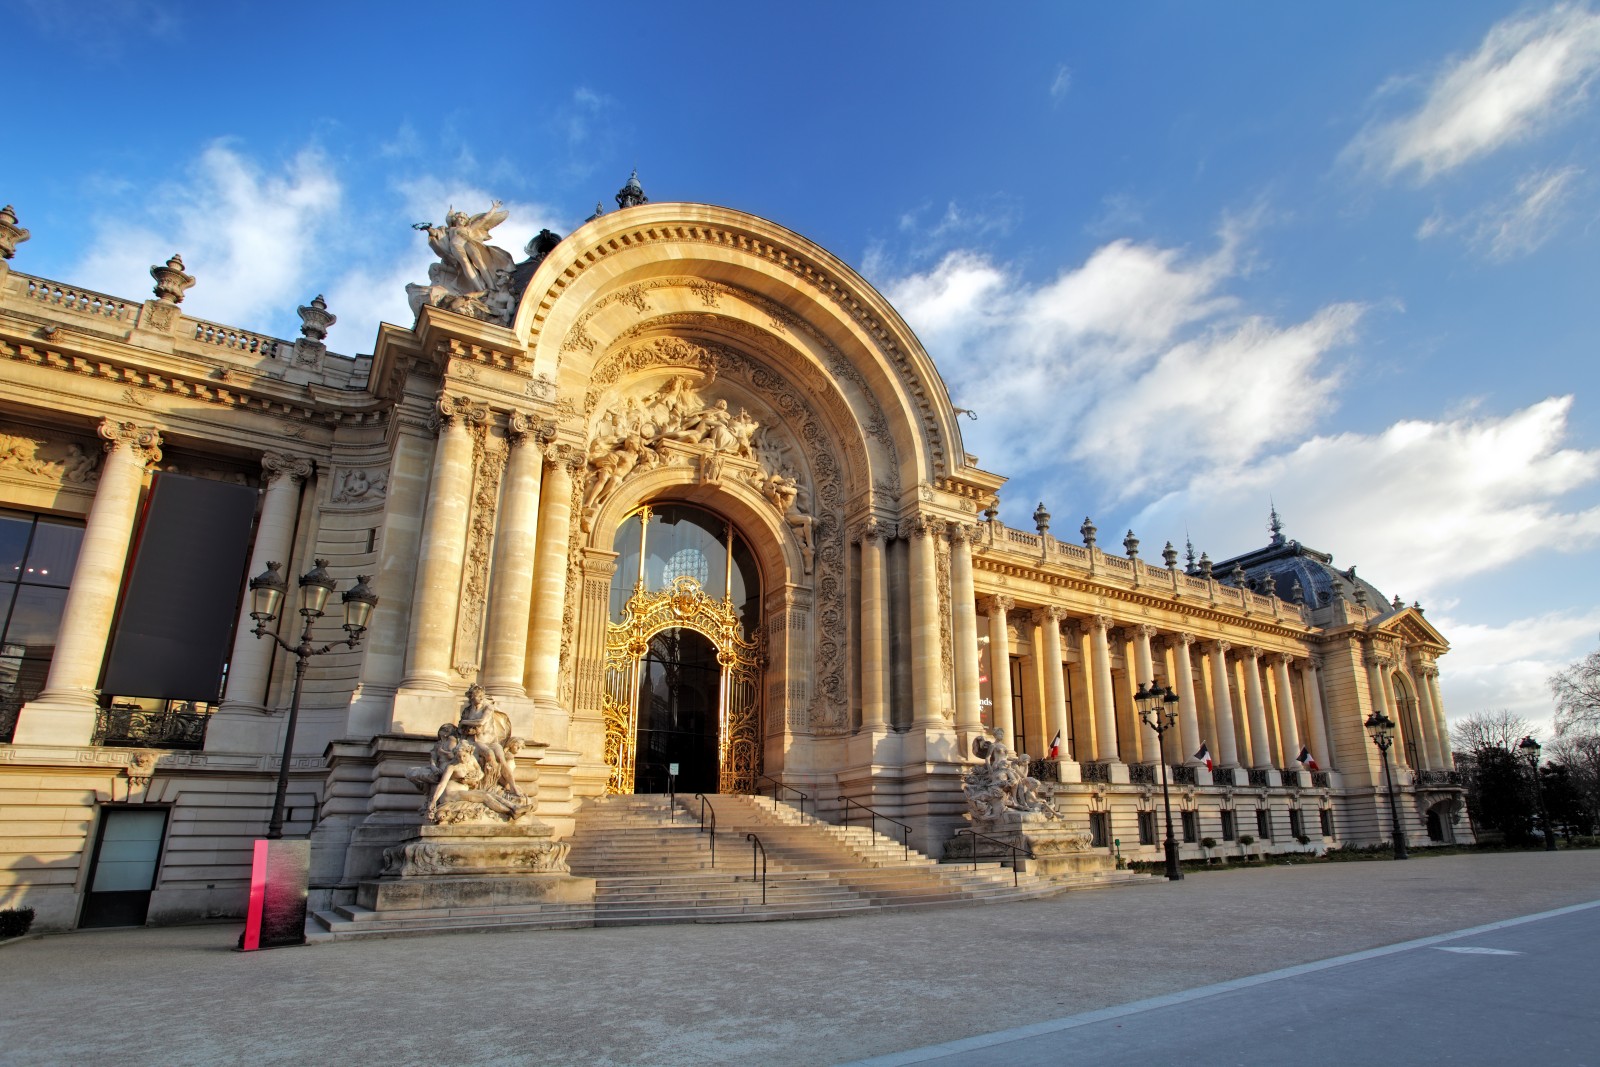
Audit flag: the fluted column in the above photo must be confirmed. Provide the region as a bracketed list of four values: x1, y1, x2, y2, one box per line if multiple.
[1426, 668, 1452, 766]
[1133, 624, 1158, 761]
[14, 420, 161, 746]
[856, 520, 890, 730]
[906, 515, 945, 727]
[1271, 653, 1302, 767]
[949, 523, 982, 732]
[1303, 658, 1333, 771]
[482, 415, 545, 696]
[1206, 641, 1240, 768]
[1241, 647, 1271, 768]
[219, 452, 313, 712]
[1412, 662, 1443, 770]
[1039, 606, 1070, 758]
[401, 396, 481, 690]
[985, 595, 1014, 737]
[527, 448, 577, 704]
[1090, 615, 1120, 762]
[1174, 633, 1201, 762]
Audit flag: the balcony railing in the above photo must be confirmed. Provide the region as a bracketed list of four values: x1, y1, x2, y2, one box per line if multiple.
[1310, 771, 1331, 788]
[1081, 761, 1113, 784]
[1416, 769, 1462, 787]
[1128, 763, 1159, 786]
[1247, 768, 1272, 788]
[1172, 764, 1198, 786]
[93, 701, 214, 749]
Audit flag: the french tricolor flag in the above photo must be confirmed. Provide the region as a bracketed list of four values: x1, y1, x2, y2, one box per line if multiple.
[1297, 745, 1320, 771]
[1047, 730, 1062, 759]
[1193, 741, 1212, 771]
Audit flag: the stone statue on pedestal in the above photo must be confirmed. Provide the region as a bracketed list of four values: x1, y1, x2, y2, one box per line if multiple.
[407, 202, 518, 324]
[405, 686, 543, 824]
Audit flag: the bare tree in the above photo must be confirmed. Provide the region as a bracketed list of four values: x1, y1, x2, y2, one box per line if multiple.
[1547, 732, 1600, 831]
[1550, 642, 1600, 736]
[1450, 710, 1532, 755]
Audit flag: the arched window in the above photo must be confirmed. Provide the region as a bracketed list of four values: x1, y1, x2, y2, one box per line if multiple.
[609, 503, 761, 635]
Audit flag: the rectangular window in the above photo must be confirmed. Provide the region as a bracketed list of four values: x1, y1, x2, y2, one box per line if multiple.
[1256, 808, 1272, 840]
[1089, 811, 1110, 848]
[0, 510, 85, 743]
[1181, 810, 1199, 844]
[1221, 810, 1237, 841]
[1289, 809, 1305, 839]
[1009, 656, 1026, 748]
[1320, 808, 1335, 838]
[1138, 811, 1157, 846]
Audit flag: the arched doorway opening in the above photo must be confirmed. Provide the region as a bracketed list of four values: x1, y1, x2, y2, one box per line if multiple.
[602, 503, 763, 795]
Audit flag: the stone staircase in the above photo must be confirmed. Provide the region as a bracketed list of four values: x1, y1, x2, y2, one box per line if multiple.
[309, 793, 1148, 941]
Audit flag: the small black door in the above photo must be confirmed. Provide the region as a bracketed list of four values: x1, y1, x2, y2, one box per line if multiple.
[634, 628, 721, 794]
[79, 807, 168, 928]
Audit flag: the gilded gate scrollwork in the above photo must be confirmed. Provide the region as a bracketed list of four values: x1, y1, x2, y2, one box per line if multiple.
[602, 575, 763, 795]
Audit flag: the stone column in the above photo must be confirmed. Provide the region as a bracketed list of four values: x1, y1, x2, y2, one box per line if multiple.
[1302, 658, 1333, 771]
[986, 595, 1014, 738]
[856, 520, 890, 730]
[14, 420, 161, 746]
[482, 415, 545, 697]
[1174, 633, 1201, 762]
[1089, 615, 1120, 762]
[906, 514, 945, 728]
[1426, 668, 1452, 766]
[527, 448, 577, 706]
[1272, 653, 1302, 767]
[1377, 658, 1408, 765]
[1412, 662, 1443, 770]
[218, 452, 313, 713]
[1133, 624, 1159, 761]
[1040, 606, 1070, 758]
[401, 396, 481, 691]
[949, 523, 982, 733]
[1241, 647, 1272, 769]
[1206, 641, 1240, 768]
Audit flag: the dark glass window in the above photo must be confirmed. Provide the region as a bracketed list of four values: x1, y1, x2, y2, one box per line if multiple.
[610, 504, 761, 635]
[1256, 808, 1272, 840]
[1289, 809, 1306, 838]
[1138, 811, 1157, 846]
[1320, 808, 1335, 838]
[0, 510, 85, 741]
[1181, 810, 1199, 843]
[1089, 811, 1110, 848]
[1221, 810, 1237, 841]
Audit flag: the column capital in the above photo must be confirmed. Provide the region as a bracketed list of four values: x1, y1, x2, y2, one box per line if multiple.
[1241, 645, 1263, 662]
[901, 513, 942, 539]
[1211, 639, 1232, 655]
[97, 419, 163, 465]
[1134, 623, 1156, 640]
[1090, 613, 1114, 632]
[547, 443, 585, 476]
[946, 520, 977, 544]
[1272, 651, 1293, 667]
[850, 517, 888, 544]
[260, 450, 314, 484]
[507, 410, 554, 448]
[431, 393, 488, 435]
[985, 593, 1015, 615]
[1177, 631, 1198, 647]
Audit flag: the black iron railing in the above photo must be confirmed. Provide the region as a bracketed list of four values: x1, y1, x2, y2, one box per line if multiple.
[1172, 764, 1198, 786]
[952, 828, 1035, 888]
[745, 833, 768, 905]
[695, 793, 718, 867]
[1247, 768, 1272, 788]
[836, 795, 912, 860]
[1310, 771, 1331, 788]
[755, 774, 812, 823]
[93, 701, 214, 749]
[1129, 763, 1158, 786]
[1416, 769, 1462, 787]
[1081, 761, 1113, 784]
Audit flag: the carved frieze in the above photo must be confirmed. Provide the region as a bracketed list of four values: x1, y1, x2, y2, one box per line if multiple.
[0, 427, 101, 487]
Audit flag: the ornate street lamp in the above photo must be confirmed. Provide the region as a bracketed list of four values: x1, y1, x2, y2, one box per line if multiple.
[247, 559, 377, 839]
[1135, 679, 1184, 881]
[1364, 710, 1409, 860]
[1518, 736, 1558, 852]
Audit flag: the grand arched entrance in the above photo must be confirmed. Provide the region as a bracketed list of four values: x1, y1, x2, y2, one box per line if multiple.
[602, 504, 762, 795]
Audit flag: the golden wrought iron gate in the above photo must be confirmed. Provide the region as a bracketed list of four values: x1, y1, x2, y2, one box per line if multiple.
[602, 575, 762, 795]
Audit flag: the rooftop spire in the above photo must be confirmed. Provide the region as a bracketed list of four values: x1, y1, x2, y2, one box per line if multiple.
[615, 169, 648, 210]
[1268, 501, 1285, 547]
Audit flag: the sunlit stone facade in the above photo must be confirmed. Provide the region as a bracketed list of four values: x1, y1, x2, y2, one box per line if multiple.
[0, 196, 1468, 931]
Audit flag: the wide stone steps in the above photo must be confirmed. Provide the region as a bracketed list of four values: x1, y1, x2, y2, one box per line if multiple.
[309, 900, 597, 939]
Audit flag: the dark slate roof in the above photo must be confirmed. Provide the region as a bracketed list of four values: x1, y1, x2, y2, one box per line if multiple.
[1209, 530, 1392, 614]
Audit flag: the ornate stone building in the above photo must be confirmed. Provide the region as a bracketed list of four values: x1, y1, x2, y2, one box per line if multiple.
[0, 188, 1467, 931]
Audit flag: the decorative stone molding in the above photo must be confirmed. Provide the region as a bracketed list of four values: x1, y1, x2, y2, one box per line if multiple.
[97, 419, 163, 464]
[0, 428, 100, 487]
[261, 451, 315, 485]
[986, 593, 1015, 614]
[330, 467, 386, 504]
[150, 254, 195, 305]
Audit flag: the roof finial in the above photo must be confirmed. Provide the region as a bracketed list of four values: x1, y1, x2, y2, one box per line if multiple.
[1184, 533, 1198, 575]
[1268, 500, 1285, 547]
[615, 169, 648, 210]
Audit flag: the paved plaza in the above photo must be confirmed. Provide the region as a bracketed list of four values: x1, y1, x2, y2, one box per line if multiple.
[3, 851, 1598, 1066]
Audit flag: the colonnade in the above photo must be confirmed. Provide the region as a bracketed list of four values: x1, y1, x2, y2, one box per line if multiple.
[1363, 649, 1453, 771]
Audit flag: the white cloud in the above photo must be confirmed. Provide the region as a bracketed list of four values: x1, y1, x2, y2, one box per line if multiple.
[1434, 606, 1600, 730]
[1134, 396, 1600, 597]
[1350, 4, 1600, 181]
[74, 143, 341, 330]
[1419, 165, 1585, 259]
[1050, 65, 1073, 103]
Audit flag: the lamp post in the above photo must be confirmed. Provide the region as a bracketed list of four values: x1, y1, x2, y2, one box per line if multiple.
[1135, 679, 1184, 881]
[1364, 710, 1409, 860]
[247, 559, 377, 839]
[1518, 736, 1558, 852]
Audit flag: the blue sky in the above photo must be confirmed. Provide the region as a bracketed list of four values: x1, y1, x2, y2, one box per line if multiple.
[9, 1, 1600, 735]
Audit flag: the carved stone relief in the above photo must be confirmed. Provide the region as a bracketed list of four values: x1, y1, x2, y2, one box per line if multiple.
[0, 428, 100, 487]
[331, 467, 388, 504]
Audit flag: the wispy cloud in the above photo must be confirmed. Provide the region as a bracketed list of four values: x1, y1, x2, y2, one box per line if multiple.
[1349, 3, 1600, 181]
[1434, 606, 1600, 728]
[1418, 165, 1585, 259]
[1050, 64, 1073, 104]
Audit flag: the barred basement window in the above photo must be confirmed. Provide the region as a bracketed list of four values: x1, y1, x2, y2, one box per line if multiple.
[1221, 810, 1237, 841]
[1181, 810, 1199, 843]
[1256, 808, 1272, 840]
[1289, 809, 1305, 838]
[1138, 811, 1157, 846]
[1320, 808, 1335, 838]
[1089, 811, 1110, 848]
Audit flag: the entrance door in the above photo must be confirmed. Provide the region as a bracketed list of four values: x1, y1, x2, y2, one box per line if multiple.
[634, 628, 721, 793]
[79, 807, 168, 928]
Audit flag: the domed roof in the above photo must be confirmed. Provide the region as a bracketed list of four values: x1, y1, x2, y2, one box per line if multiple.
[1209, 510, 1394, 615]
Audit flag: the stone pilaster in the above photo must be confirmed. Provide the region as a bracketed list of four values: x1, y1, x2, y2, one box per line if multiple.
[13, 420, 161, 746]
[985, 595, 1014, 738]
[1039, 606, 1070, 758]
[482, 414, 545, 698]
[1206, 641, 1240, 769]
[948, 523, 982, 734]
[854, 519, 890, 731]
[1425, 667, 1451, 766]
[527, 448, 577, 710]
[1241, 647, 1271, 769]
[1174, 633, 1201, 762]
[1089, 614, 1120, 763]
[1272, 652, 1302, 768]
[1132, 624, 1158, 760]
[905, 514, 945, 728]
[1302, 658, 1333, 771]
[1409, 661, 1441, 770]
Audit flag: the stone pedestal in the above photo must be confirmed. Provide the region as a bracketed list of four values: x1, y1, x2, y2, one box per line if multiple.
[962, 812, 1117, 879]
[358, 822, 594, 912]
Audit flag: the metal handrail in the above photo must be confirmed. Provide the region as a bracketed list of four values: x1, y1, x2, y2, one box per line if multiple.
[695, 793, 717, 867]
[835, 795, 912, 860]
[746, 833, 768, 905]
[954, 828, 1036, 888]
[755, 774, 811, 823]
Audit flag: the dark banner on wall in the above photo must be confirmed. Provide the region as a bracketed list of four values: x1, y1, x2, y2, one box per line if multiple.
[102, 473, 258, 701]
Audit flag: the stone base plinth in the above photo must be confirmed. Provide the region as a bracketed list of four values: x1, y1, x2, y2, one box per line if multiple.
[357, 822, 594, 912]
[960, 814, 1117, 879]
